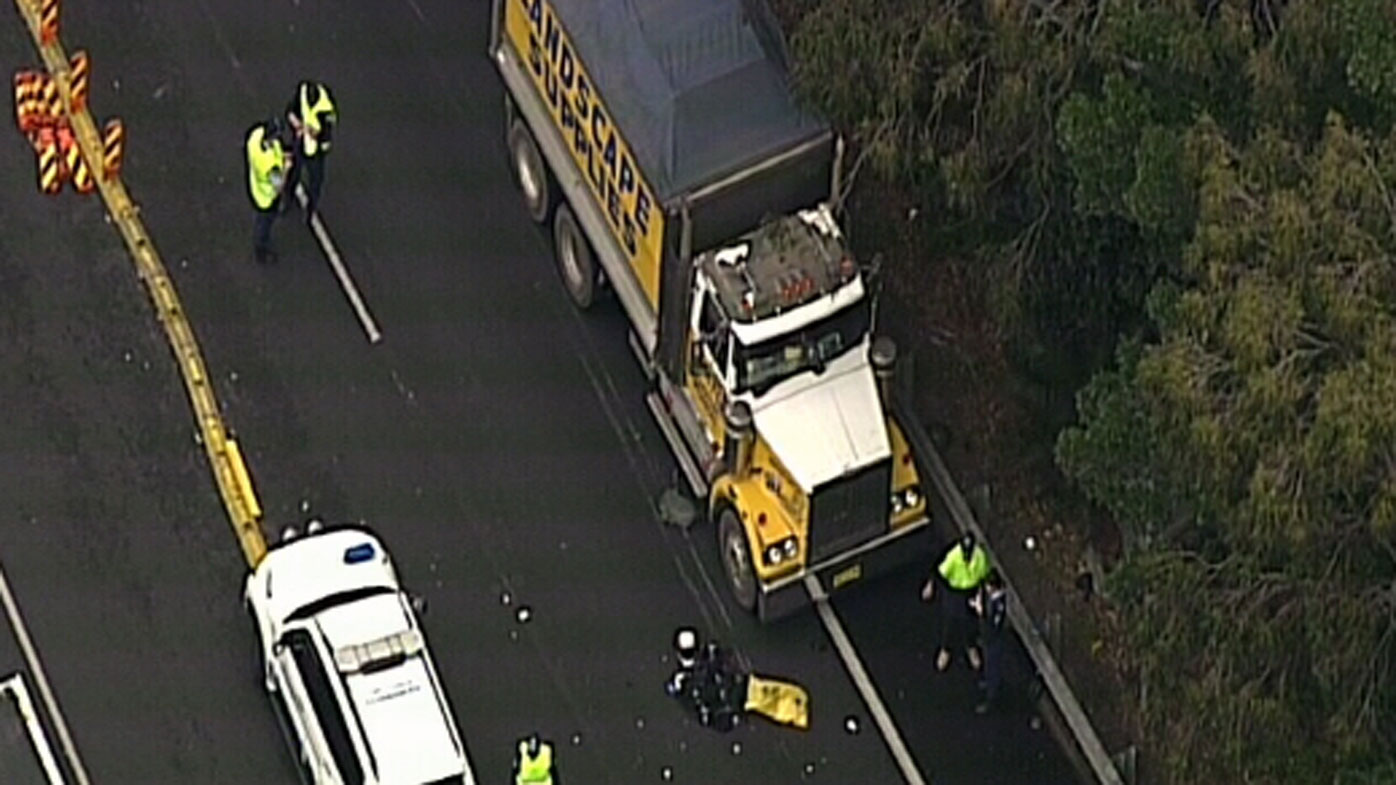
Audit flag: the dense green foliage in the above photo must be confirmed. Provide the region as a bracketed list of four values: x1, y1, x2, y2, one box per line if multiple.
[783, 0, 1396, 781]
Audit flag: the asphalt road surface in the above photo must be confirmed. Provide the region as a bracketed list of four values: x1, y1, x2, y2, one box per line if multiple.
[0, 2, 1081, 783]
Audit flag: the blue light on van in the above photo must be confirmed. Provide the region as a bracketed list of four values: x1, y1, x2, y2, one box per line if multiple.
[344, 543, 376, 564]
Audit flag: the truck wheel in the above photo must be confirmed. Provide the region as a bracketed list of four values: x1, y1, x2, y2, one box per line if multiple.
[508, 119, 553, 224]
[553, 204, 596, 309]
[718, 508, 758, 612]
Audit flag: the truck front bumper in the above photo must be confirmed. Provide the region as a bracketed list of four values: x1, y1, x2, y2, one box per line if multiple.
[756, 514, 932, 622]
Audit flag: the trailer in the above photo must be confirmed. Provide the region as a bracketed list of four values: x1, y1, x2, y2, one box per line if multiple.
[490, 0, 931, 620]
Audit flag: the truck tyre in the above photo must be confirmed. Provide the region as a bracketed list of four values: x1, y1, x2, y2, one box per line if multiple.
[718, 507, 758, 612]
[508, 118, 553, 224]
[553, 203, 597, 309]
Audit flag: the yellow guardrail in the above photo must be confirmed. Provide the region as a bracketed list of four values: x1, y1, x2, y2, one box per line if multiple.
[11, 0, 267, 567]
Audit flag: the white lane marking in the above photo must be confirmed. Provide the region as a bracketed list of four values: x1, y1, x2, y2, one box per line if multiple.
[1, 673, 66, 785]
[0, 563, 93, 785]
[806, 575, 927, 785]
[296, 184, 384, 344]
[402, 0, 427, 22]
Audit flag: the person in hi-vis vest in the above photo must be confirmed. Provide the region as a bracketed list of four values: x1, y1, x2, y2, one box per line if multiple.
[513, 733, 557, 785]
[244, 117, 288, 264]
[283, 79, 337, 223]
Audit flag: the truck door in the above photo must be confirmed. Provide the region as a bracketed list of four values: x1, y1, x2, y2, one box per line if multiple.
[687, 285, 730, 446]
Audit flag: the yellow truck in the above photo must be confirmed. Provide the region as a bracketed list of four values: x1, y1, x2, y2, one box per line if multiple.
[489, 0, 930, 620]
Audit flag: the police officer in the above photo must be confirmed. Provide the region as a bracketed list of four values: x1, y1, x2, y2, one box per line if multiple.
[921, 531, 991, 671]
[970, 568, 1008, 713]
[244, 117, 287, 263]
[513, 732, 557, 785]
[283, 79, 337, 223]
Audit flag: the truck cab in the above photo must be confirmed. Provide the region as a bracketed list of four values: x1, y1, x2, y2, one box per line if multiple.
[669, 205, 928, 617]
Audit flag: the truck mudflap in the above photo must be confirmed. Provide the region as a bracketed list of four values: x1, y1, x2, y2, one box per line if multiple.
[756, 514, 932, 622]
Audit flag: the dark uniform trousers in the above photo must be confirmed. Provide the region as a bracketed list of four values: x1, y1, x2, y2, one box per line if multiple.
[286, 144, 326, 219]
[253, 195, 281, 262]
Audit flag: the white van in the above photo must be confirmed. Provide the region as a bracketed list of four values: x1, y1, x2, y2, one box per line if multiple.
[244, 523, 475, 785]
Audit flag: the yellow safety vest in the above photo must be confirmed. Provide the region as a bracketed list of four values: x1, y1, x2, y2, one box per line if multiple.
[300, 82, 337, 157]
[939, 543, 989, 591]
[245, 125, 283, 210]
[515, 740, 553, 785]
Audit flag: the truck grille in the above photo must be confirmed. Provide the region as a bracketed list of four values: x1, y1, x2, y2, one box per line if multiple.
[806, 459, 890, 564]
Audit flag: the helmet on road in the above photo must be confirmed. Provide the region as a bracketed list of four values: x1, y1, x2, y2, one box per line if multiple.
[674, 627, 699, 668]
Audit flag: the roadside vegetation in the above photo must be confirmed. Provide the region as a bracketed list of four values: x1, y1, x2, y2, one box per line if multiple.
[771, 1, 1396, 781]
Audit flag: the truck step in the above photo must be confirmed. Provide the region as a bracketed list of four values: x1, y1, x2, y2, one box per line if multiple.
[645, 391, 709, 499]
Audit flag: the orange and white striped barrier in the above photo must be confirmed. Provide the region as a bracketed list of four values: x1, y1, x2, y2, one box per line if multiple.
[67, 50, 88, 113]
[12, 69, 43, 133]
[39, 72, 60, 125]
[57, 122, 78, 190]
[39, 0, 58, 45]
[101, 117, 123, 181]
[35, 126, 62, 194]
[71, 151, 94, 193]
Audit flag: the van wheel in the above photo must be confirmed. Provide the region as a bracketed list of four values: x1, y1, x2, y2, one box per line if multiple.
[718, 508, 758, 612]
[553, 204, 596, 309]
[508, 119, 552, 224]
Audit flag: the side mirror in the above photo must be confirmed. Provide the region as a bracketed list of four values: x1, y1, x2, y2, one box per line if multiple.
[408, 591, 428, 616]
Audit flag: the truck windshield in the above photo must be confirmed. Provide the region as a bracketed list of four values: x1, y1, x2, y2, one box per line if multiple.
[734, 297, 870, 395]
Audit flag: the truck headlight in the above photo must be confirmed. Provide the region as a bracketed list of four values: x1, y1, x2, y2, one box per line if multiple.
[903, 486, 921, 509]
[764, 537, 798, 566]
[890, 486, 922, 515]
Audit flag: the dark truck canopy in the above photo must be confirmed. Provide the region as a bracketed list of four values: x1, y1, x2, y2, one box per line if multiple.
[551, 0, 830, 205]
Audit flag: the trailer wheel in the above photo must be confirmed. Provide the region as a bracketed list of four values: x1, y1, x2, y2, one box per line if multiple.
[508, 118, 553, 224]
[553, 204, 596, 309]
[718, 508, 758, 612]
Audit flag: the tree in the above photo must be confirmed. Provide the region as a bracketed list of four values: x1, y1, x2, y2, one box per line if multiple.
[1059, 111, 1396, 783]
[777, 1, 1396, 777]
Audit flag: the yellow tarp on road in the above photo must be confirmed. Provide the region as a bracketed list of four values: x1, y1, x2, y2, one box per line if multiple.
[744, 674, 810, 729]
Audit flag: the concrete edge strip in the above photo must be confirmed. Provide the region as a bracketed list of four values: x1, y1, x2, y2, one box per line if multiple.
[0, 672, 66, 784]
[11, 0, 267, 567]
[0, 564, 89, 785]
[891, 395, 1126, 785]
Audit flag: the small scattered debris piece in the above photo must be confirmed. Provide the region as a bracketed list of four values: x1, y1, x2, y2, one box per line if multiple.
[657, 487, 698, 529]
